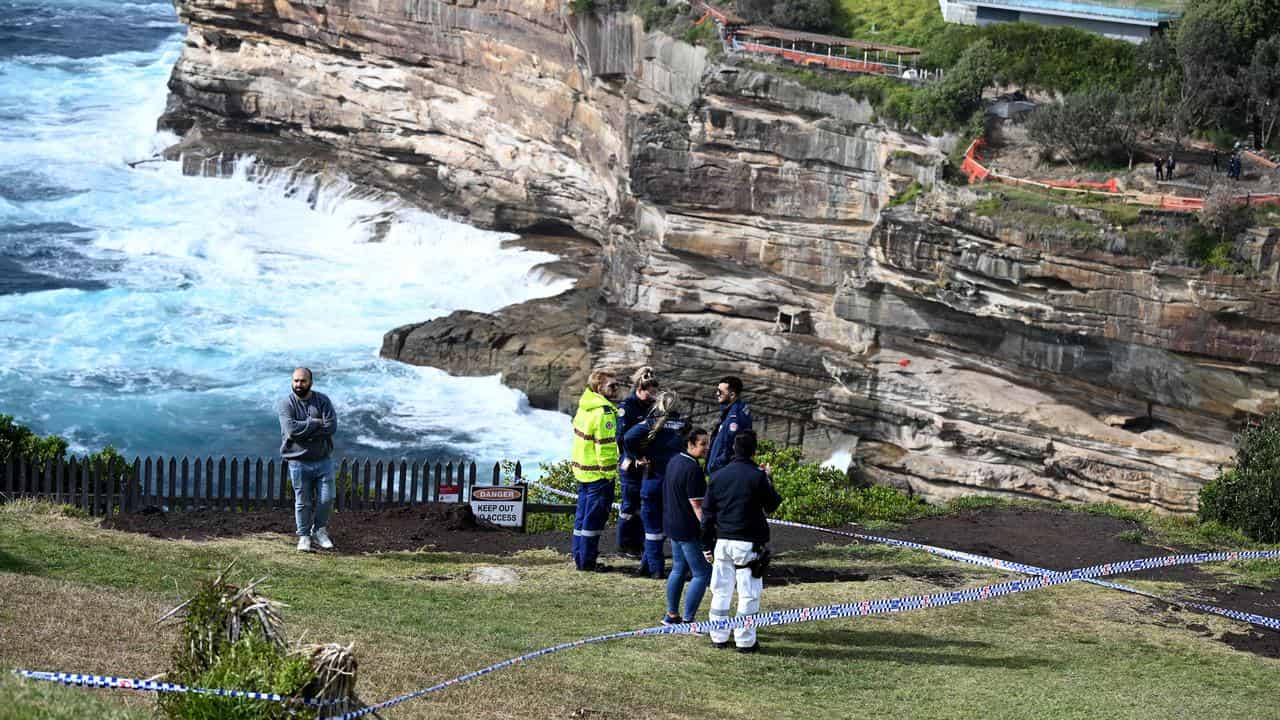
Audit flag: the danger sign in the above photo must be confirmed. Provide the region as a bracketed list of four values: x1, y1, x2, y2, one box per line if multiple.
[470, 484, 526, 529]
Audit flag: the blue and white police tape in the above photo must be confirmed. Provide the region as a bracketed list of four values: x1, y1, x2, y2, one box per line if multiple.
[11, 670, 346, 707]
[16, 548, 1280, 718]
[767, 517, 1280, 631]
[316, 546, 1280, 720]
[527, 479, 1280, 631]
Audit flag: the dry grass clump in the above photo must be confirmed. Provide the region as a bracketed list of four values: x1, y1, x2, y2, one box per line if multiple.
[157, 561, 363, 720]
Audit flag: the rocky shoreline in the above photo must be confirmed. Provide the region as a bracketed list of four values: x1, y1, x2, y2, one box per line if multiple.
[154, 0, 1280, 512]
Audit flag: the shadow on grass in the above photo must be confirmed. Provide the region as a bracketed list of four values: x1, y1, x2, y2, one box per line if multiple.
[768, 629, 1054, 669]
[0, 548, 34, 573]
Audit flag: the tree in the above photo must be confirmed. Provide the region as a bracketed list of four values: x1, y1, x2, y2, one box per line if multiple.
[1246, 35, 1280, 148]
[1027, 90, 1130, 166]
[738, 0, 834, 32]
[1199, 184, 1253, 242]
[912, 39, 996, 134]
[769, 0, 836, 32]
[1114, 86, 1159, 169]
[1199, 411, 1280, 542]
[0, 414, 67, 466]
[1173, 14, 1244, 139]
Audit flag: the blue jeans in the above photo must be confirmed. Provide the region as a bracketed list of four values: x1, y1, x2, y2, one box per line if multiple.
[572, 480, 615, 570]
[667, 539, 712, 620]
[289, 457, 335, 537]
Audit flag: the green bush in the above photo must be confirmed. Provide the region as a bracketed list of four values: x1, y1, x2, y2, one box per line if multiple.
[756, 441, 930, 526]
[521, 459, 584, 533]
[161, 577, 316, 720]
[1199, 413, 1280, 542]
[164, 635, 316, 720]
[0, 414, 68, 466]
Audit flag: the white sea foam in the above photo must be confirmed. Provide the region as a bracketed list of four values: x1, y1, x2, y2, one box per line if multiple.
[0, 10, 574, 463]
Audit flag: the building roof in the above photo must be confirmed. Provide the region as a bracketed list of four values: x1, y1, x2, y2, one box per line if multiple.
[732, 26, 922, 55]
[965, 0, 1180, 24]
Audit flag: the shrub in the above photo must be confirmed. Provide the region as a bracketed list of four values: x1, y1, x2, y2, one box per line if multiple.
[569, 0, 595, 16]
[0, 414, 68, 466]
[1200, 185, 1254, 243]
[1198, 412, 1280, 542]
[168, 635, 316, 720]
[161, 575, 317, 720]
[738, 0, 836, 32]
[682, 20, 723, 60]
[756, 441, 930, 526]
[521, 459, 581, 533]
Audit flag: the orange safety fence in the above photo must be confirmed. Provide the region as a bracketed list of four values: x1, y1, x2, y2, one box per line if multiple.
[1043, 178, 1120, 193]
[959, 137, 1279, 211]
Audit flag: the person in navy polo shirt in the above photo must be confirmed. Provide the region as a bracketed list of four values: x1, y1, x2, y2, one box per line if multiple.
[707, 376, 751, 475]
[660, 427, 712, 625]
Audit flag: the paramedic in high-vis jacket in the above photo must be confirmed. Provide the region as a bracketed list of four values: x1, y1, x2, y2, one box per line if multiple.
[570, 369, 623, 571]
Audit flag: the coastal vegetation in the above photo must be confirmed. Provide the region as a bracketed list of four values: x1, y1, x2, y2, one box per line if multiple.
[1199, 411, 1280, 543]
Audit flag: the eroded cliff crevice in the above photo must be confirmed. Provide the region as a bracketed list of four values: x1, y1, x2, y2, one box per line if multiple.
[161, 0, 1279, 512]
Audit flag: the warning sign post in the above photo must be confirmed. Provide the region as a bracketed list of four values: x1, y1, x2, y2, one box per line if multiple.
[470, 484, 526, 530]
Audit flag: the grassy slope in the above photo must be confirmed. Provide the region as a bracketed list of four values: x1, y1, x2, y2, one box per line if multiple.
[0, 502, 1277, 720]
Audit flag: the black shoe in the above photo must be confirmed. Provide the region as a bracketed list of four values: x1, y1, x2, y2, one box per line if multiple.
[711, 640, 733, 650]
[737, 642, 760, 654]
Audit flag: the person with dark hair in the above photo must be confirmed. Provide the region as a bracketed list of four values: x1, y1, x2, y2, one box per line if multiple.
[1212, 149, 1221, 172]
[707, 376, 751, 475]
[661, 427, 712, 625]
[278, 367, 338, 552]
[570, 368, 624, 571]
[1166, 151, 1176, 180]
[615, 367, 659, 559]
[1154, 156, 1164, 181]
[623, 391, 687, 578]
[701, 430, 781, 653]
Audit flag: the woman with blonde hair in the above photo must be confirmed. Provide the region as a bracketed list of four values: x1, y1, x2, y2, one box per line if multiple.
[623, 390, 687, 579]
[569, 368, 624, 570]
[615, 366, 659, 559]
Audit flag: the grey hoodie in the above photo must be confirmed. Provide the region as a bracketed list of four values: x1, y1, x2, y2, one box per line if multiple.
[277, 391, 337, 460]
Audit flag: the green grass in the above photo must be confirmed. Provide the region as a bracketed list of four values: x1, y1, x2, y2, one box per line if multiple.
[834, 0, 948, 50]
[1, 500, 1277, 720]
[0, 674, 149, 720]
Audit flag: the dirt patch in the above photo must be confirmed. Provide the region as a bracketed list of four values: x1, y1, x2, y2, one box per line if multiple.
[101, 504, 1279, 656]
[878, 507, 1280, 658]
[100, 504, 856, 557]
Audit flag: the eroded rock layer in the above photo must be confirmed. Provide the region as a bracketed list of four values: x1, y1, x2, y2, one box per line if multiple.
[163, 0, 1280, 512]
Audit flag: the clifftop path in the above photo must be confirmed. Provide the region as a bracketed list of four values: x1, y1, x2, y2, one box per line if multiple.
[161, 0, 1280, 512]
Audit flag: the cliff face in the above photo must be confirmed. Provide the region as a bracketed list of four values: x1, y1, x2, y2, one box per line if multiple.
[163, 0, 1280, 512]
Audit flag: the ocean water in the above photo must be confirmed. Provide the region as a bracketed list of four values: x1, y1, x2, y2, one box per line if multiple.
[0, 0, 574, 463]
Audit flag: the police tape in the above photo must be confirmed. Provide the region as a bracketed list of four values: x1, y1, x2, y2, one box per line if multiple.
[10, 670, 346, 707]
[320, 545, 1280, 720]
[16, 484, 1280, 718]
[527, 479, 1280, 631]
[15, 545, 1280, 719]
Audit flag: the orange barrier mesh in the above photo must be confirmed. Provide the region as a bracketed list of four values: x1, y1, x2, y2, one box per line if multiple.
[957, 137, 1280, 211]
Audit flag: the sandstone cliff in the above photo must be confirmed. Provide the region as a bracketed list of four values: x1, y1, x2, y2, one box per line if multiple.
[161, 0, 1280, 512]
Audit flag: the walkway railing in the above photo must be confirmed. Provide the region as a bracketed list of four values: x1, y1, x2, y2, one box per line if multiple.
[730, 39, 937, 80]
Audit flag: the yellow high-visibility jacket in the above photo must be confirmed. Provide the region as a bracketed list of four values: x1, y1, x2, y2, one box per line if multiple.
[571, 387, 619, 483]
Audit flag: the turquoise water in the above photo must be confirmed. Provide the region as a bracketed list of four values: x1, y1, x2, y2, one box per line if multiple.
[0, 0, 573, 462]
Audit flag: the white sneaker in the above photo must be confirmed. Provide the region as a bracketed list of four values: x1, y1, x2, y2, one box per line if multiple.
[312, 527, 334, 550]
[297, 535, 312, 552]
